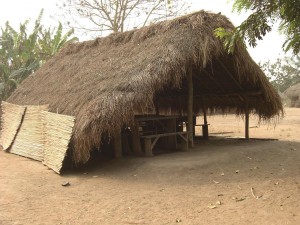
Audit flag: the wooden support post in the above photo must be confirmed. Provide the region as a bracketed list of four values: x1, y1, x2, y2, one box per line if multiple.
[202, 106, 209, 140]
[113, 131, 122, 158]
[161, 118, 177, 150]
[132, 124, 142, 155]
[122, 132, 130, 155]
[187, 68, 194, 148]
[193, 116, 196, 138]
[144, 139, 153, 157]
[203, 107, 208, 124]
[184, 132, 189, 151]
[245, 101, 249, 139]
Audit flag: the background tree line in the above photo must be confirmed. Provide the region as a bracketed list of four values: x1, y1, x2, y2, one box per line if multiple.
[261, 56, 300, 92]
[0, 10, 78, 100]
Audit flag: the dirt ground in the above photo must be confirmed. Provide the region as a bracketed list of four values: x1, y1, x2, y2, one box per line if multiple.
[1, 108, 300, 225]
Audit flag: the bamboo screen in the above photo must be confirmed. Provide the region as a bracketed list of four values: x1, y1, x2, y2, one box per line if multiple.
[9, 105, 48, 161]
[0, 101, 26, 151]
[43, 111, 75, 174]
[0, 102, 75, 174]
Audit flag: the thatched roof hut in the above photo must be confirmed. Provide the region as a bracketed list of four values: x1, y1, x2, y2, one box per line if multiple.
[8, 11, 283, 164]
[284, 82, 300, 107]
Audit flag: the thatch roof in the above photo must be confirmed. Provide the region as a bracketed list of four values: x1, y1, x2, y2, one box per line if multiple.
[284, 82, 300, 107]
[8, 11, 283, 164]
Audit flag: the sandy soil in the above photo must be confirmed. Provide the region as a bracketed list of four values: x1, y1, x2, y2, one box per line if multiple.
[0, 108, 300, 225]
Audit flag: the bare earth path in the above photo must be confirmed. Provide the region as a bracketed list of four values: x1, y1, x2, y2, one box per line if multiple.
[1, 108, 300, 225]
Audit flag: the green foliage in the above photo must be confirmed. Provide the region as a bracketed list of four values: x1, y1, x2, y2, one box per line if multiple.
[38, 23, 78, 61]
[261, 56, 300, 92]
[216, 0, 300, 55]
[232, 0, 252, 12]
[0, 10, 78, 100]
[215, 27, 245, 53]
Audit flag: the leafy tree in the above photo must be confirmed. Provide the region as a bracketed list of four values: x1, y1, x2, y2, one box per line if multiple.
[261, 56, 300, 92]
[215, 0, 300, 54]
[38, 22, 78, 61]
[0, 10, 78, 100]
[0, 64, 18, 100]
[58, 0, 189, 36]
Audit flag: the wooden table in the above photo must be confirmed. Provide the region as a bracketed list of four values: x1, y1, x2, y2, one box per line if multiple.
[134, 115, 188, 156]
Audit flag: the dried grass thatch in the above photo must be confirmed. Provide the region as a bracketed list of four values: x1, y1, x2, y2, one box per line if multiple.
[284, 83, 300, 107]
[8, 11, 283, 164]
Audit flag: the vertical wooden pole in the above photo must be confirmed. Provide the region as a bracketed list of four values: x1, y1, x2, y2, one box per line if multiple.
[113, 131, 122, 158]
[203, 107, 208, 125]
[193, 116, 196, 138]
[122, 131, 130, 155]
[132, 124, 142, 155]
[161, 118, 177, 149]
[144, 138, 153, 157]
[187, 68, 194, 148]
[202, 106, 209, 140]
[245, 100, 249, 139]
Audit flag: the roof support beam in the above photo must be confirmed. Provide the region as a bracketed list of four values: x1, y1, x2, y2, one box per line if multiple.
[216, 59, 246, 102]
[216, 59, 244, 91]
[216, 59, 252, 139]
[202, 69, 228, 94]
[201, 69, 230, 102]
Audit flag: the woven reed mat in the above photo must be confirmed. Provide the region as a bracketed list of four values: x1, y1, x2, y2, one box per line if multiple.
[0, 101, 26, 151]
[10, 105, 49, 161]
[43, 111, 75, 174]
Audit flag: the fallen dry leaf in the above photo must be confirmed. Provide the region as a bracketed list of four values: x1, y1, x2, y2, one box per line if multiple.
[232, 197, 246, 202]
[208, 204, 217, 209]
[61, 181, 70, 187]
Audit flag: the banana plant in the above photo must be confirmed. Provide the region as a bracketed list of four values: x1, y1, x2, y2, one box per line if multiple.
[0, 9, 78, 100]
[0, 63, 18, 100]
[38, 22, 78, 62]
